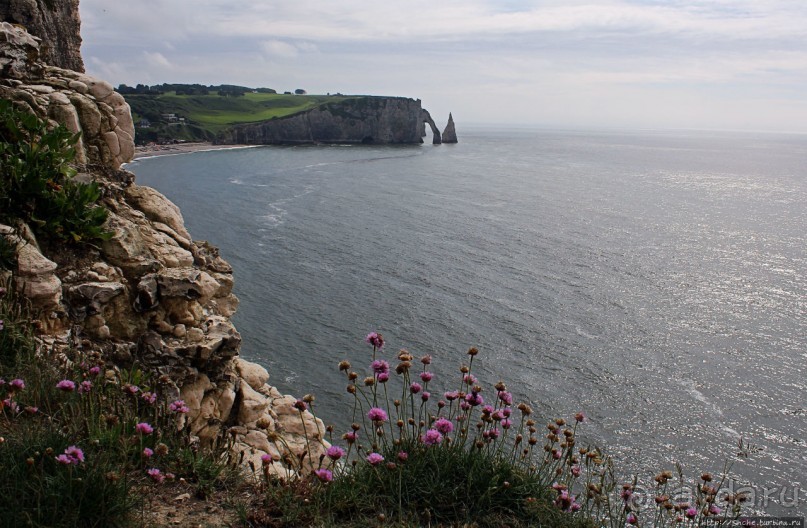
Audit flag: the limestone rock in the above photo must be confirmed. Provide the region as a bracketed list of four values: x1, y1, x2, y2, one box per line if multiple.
[442, 112, 458, 143]
[236, 358, 270, 391]
[0, 0, 84, 71]
[221, 96, 443, 145]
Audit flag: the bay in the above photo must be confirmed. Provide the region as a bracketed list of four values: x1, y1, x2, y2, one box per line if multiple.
[130, 127, 807, 515]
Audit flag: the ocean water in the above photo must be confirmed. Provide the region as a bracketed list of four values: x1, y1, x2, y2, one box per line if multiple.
[129, 127, 807, 515]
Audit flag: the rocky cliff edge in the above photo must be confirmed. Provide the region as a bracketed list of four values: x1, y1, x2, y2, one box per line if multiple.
[0, 21, 326, 476]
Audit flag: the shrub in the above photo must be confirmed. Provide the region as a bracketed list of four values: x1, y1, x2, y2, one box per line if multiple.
[0, 99, 111, 243]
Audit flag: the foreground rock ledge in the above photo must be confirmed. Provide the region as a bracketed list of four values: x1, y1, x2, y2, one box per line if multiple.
[0, 21, 326, 476]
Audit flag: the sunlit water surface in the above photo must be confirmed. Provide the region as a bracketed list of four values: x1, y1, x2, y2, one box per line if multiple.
[130, 127, 807, 515]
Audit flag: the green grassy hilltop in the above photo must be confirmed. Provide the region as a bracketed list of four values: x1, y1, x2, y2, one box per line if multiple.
[125, 89, 356, 143]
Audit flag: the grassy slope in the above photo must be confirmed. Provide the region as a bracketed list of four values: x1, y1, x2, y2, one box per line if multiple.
[127, 92, 355, 134]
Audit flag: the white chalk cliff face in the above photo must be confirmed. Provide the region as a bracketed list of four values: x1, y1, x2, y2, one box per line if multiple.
[0, 21, 326, 476]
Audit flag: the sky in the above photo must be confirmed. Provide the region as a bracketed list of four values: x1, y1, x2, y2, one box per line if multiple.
[79, 1, 807, 133]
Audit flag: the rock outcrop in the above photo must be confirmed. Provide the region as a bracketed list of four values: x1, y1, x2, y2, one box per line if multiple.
[0, 21, 326, 477]
[442, 113, 458, 143]
[220, 96, 443, 145]
[0, 0, 84, 72]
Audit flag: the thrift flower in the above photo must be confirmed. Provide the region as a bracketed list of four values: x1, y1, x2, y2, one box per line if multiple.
[78, 380, 92, 394]
[367, 407, 388, 423]
[498, 391, 513, 405]
[260, 454, 272, 464]
[326, 446, 345, 461]
[366, 452, 384, 466]
[423, 429, 443, 446]
[421, 391, 430, 402]
[433, 417, 454, 434]
[9, 379, 24, 391]
[465, 391, 484, 407]
[397, 451, 409, 462]
[444, 391, 459, 401]
[365, 332, 384, 349]
[371, 359, 389, 375]
[147, 468, 165, 483]
[56, 445, 84, 465]
[135, 422, 154, 435]
[56, 380, 76, 392]
[377, 372, 389, 383]
[314, 468, 333, 483]
[141, 391, 157, 404]
[686, 507, 697, 519]
[169, 399, 190, 413]
[409, 382, 422, 394]
[419, 371, 433, 382]
[88, 366, 101, 376]
[142, 447, 154, 458]
[0, 320, 3, 331]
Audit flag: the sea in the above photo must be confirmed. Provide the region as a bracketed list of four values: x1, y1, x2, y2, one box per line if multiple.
[128, 126, 807, 515]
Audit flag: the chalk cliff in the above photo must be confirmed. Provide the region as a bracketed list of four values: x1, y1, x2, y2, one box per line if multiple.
[219, 96, 446, 145]
[0, 20, 325, 475]
[442, 113, 458, 144]
[0, 0, 84, 72]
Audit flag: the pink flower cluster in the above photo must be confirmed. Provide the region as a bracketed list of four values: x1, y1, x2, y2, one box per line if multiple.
[55, 445, 85, 465]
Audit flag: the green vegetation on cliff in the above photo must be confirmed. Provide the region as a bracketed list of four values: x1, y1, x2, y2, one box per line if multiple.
[124, 89, 356, 144]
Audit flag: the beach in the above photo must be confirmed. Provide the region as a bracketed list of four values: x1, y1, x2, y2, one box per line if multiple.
[133, 142, 256, 160]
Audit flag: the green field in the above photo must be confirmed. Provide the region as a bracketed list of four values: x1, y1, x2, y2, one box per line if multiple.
[126, 92, 356, 142]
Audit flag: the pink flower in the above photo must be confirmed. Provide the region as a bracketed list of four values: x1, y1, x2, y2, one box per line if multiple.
[260, 454, 274, 465]
[571, 465, 581, 477]
[377, 372, 389, 383]
[326, 446, 345, 461]
[9, 379, 24, 391]
[420, 371, 433, 382]
[444, 391, 459, 401]
[371, 360, 389, 375]
[143, 447, 154, 458]
[422, 429, 443, 446]
[56, 380, 76, 392]
[141, 391, 157, 404]
[627, 513, 638, 525]
[366, 452, 384, 466]
[135, 422, 154, 435]
[501, 418, 513, 429]
[367, 407, 388, 423]
[575, 412, 586, 423]
[314, 468, 333, 483]
[78, 380, 92, 394]
[124, 384, 139, 394]
[397, 451, 408, 462]
[364, 332, 384, 349]
[169, 400, 190, 413]
[343, 431, 357, 443]
[65, 445, 85, 463]
[88, 366, 101, 376]
[409, 382, 422, 394]
[433, 417, 453, 434]
[465, 391, 484, 407]
[56, 445, 84, 465]
[685, 507, 697, 519]
[147, 468, 165, 483]
[421, 392, 430, 402]
[498, 391, 513, 405]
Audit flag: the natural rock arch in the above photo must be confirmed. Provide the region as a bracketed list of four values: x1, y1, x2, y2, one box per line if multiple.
[421, 109, 442, 144]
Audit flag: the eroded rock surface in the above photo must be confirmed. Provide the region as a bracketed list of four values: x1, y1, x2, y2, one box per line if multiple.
[1, 22, 327, 475]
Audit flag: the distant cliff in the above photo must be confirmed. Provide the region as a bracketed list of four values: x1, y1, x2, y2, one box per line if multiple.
[217, 96, 444, 145]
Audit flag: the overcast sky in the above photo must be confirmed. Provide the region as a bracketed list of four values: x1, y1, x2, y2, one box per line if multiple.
[79, 1, 807, 133]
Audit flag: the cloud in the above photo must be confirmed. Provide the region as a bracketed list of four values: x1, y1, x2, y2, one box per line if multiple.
[78, 1, 807, 132]
[143, 51, 172, 69]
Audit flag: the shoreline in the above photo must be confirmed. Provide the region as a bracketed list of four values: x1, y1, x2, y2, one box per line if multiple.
[131, 142, 259, 161]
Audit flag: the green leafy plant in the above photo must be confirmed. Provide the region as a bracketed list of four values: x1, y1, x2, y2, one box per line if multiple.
[0, 99, 111, 243]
